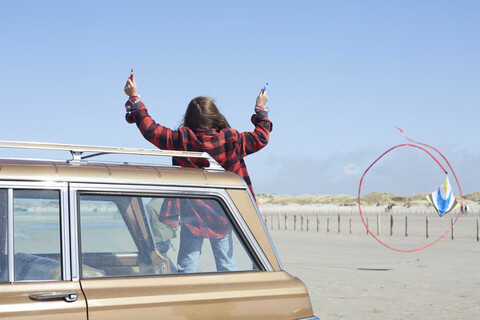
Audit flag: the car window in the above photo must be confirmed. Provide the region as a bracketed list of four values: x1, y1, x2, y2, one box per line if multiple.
[80, 198, 136, 253]
[12, 190, 62, 281]
[79, 194, 259, 278]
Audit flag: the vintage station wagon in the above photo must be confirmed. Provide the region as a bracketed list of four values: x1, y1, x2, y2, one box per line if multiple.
[0, 141, 318, 319]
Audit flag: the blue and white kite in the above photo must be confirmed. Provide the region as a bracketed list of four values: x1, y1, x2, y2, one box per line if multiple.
[426, 176, 460, 217]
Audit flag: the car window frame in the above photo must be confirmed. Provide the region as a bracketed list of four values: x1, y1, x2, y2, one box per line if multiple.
[0, 181, 70, 283]
[69, 183, 273, 280]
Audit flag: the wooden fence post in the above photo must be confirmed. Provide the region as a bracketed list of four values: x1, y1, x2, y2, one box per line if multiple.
[366, 217, 369, 235]
[278, 213, 281, 230]
[337, 212, 341, 233]
[327, 218, 330, 233]
[316, 214, 320, 232]
[390, 214, 393, 236]
[294, 214, 297, 231]
[349, 218, 352, 234]
[477, 219, 480, 242]
[426, 216, 429, 239]
[451, 218, 454, 240]
[377, 213, 380, 236]
[264, 215, 267, 228]
[301, 214, 304, 231]
[285, 213, 288, 231]
[405, 216, 408, 237]
[477, 219, 479, 242]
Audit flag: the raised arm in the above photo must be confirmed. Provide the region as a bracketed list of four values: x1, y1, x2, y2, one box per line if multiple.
[124, 78, 180, 150]
[238, 88, 273, 156]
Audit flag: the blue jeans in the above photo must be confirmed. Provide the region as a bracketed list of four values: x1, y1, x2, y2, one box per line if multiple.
[177, 225, 238, 273]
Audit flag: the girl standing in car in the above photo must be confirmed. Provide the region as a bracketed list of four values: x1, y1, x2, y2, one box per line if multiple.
[124, 75, 272, 273]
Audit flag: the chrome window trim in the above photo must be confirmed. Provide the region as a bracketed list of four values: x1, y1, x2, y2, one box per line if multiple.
[0, 181, 68, 189]
[0, 181, 70, 282]
[69, 182, 273, 273]
[7, 189, 14, 283]
[60, 189, 71, 280]
[69, 188, 80, 281]
[0, 175, 246, 190]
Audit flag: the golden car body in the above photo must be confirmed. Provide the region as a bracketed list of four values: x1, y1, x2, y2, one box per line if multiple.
[0, 141, 318, 319]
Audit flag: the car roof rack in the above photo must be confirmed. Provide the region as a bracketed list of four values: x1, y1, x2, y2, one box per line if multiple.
[0, 140, 224, 170]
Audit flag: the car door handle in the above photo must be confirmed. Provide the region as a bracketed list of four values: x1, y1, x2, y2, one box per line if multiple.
[29, 291, 79, 303]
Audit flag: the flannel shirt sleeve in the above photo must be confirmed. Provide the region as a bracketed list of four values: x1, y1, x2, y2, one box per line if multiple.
[238, 108, 273, 157]
[125, 98, 181, 150]
[158, 198, 180, 230]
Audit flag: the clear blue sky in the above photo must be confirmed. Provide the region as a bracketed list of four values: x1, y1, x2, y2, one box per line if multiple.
[1, 0, 478, 196]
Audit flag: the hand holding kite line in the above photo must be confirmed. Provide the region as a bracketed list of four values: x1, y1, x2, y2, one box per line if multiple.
[256, 82, 268, 107]
[124, 69, 138, 97]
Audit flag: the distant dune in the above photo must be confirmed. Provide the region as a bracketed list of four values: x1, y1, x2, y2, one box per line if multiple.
[256, 192, 480, 207]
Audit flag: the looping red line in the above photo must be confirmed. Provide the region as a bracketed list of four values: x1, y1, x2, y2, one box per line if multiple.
[358, 128, 463, 252]
[395, 127, 462, 199]
[395, 127, 449, 174]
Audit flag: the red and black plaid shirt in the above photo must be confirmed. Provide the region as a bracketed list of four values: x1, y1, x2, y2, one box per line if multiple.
[125, 97, 272, 237]
[158, 198, 232, 238]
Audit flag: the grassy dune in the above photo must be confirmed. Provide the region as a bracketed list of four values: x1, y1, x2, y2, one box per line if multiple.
[257, 192, 480, 207]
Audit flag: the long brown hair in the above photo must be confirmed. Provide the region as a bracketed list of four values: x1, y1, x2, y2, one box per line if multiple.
[182, 96, 230, 131]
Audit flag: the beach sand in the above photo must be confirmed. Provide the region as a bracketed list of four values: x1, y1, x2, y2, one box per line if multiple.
[270, 230, 480, 319]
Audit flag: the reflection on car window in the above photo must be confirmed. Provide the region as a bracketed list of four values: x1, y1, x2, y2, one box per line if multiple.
[80, 199, 136, 253]
[12, 190, 61, 281]
[79, 194, 259, 278]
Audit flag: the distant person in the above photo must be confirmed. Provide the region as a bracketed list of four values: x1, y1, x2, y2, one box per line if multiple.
[123, 74, 272, 272]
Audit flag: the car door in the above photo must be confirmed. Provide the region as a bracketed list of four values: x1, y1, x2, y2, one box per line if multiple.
[73, 184, 313, 320]
[0, 185, 87, 319]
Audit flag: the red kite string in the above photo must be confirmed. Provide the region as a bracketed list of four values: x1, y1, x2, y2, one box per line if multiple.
[357, 128, 463, 252]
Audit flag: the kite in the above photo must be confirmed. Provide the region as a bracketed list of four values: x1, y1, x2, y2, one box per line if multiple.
[426, 176, 460, 217]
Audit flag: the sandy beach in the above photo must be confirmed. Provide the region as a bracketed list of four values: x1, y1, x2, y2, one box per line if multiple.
[270, 230, 480, 319]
